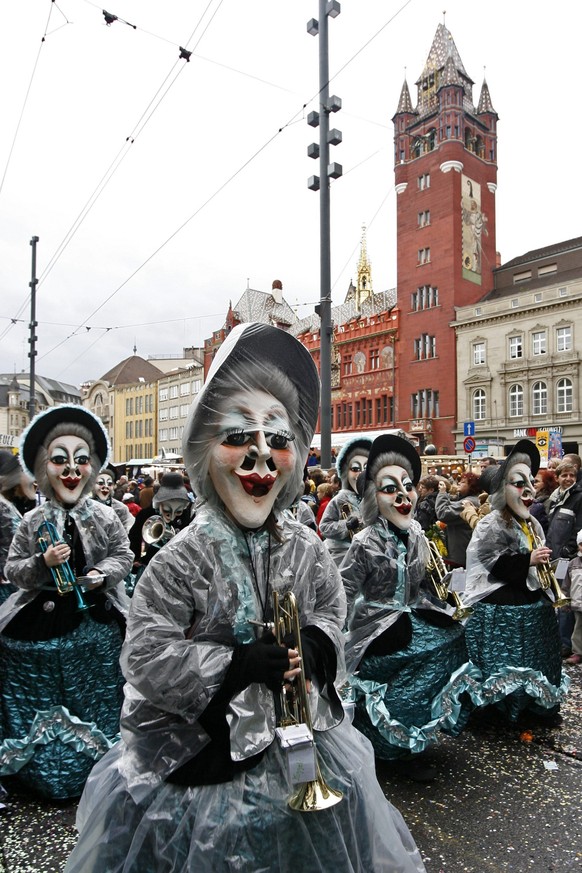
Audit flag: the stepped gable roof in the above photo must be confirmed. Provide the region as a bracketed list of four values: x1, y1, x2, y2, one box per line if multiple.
[477, 78, 497, 115]
[231, 286, 296, 328]
[395, 79, 416, 115]
[290, 288, 396, 338]
[100, 355, 164, 386]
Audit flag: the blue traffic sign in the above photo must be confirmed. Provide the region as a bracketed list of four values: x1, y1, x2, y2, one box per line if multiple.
[464, 421, 475, 437]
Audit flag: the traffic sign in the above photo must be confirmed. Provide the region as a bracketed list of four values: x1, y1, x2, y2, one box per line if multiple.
[464, 421, 475, 437]
[463, 436, 476, 454]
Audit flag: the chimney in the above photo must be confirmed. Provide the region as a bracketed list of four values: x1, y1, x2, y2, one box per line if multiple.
[271, 279, 283, 305]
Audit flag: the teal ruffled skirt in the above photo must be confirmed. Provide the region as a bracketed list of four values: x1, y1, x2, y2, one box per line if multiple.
[351, 613, 480, 759]
[0, 618, 123, 799]
[464, 599, 568, 722]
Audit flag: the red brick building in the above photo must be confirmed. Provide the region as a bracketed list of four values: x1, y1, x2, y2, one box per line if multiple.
[392, 22, 499, 452]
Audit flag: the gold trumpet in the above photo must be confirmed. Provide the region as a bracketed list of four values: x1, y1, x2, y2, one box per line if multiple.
[526, 521, 570, 608]
[341, 503, 362, 540]
[37, 520, 90, 612]
[425, 539, 473, 621]
[273, 590, 343, 812]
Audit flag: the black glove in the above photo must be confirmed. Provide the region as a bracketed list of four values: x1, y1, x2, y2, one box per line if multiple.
[231, 632, 289, 692]
[346, 514, 361, 531]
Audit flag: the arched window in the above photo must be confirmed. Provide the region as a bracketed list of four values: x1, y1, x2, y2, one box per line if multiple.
[532, 381, 547, 416]
[473, 388, 486, 420]
[556, 378, 573, 413]
[509, 384, 523, 417]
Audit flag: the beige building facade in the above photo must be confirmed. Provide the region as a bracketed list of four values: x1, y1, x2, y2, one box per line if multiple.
[453, 237, 582, 458]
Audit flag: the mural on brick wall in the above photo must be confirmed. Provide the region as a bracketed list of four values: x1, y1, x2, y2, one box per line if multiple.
[461, 174, 488, 285]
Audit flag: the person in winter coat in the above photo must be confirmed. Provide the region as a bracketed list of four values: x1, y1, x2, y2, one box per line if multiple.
[413, 475, 439, 532]
[64, 323, 426, 873]
[318, 436, 373, 567]
[0, 405, 133, 800]
[561, 530, 582, 666]
[91, 464, 134, 532]
[435, 472, 481, 568]
[0, 450, 37, 604]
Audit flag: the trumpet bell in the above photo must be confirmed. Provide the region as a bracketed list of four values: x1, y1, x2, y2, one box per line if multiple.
[142, 515, 172, 546]
[288, 766, 343, 812]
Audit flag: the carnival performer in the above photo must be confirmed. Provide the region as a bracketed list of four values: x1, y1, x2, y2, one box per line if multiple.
[64, 323, 426, 873]
[128, 471, 194, 573]
[318, 435, 373, 566]
[464, 439, 568, 724]
[91, 464, 134, 532]
[0, 405, 133, 800]
[341, 434, 478, 779]
[0, 450, 37, 605]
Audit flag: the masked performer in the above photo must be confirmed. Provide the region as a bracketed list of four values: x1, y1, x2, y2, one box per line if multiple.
[64, 323, 426, 873]
[464, 440, 568, 724]
[318, 436, 372, 566]
[341, 435, 478, 777]
[0, 406, 133, 799]
[0, 450, 37, 605]
[92, 464, 134, 532]
[128, 472, 194, 572]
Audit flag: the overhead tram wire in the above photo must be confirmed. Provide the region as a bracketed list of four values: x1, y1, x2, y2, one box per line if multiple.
[34, 2, 417, 372]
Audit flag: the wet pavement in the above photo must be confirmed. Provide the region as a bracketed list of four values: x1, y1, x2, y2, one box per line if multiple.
[0, 663, 580, 873]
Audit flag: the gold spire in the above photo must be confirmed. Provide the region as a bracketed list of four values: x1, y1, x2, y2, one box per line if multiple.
[356, 224, 373, 310]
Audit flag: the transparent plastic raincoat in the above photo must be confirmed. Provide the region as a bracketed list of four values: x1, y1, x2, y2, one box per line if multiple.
[64, 323, 426, 873]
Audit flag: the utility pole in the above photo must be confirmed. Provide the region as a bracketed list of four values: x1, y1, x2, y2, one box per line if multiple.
[28, 236, 39, 421]
[307, 1, 342, 469]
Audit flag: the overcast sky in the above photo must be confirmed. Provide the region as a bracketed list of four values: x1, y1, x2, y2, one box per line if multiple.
[1, 0, 580, 389]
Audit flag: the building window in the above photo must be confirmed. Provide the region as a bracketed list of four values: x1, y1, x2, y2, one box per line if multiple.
[509, 335, 523, 359]
[534, 293, 542, 303]
[370, 348, 380, 369]
[418, 247, 431, 265]
[169, 427, 179, 440]
[509, 384, 524, 417]
[418, 173, 430, 190]
[532, 381, 548, 416]
[417, 210, 430, 227]
[538, 263, 557, 276]
[411, 285, 438, 310]
[556, 378, 573, 413]
[511, 298, 519, 309]
[169, 406, 179, 419]
[513, 271, 531, 284]
[159, 428, 168, 441]
[343, 355, 352, 376]
[180, 404, 189, 418]
[556, 326, 572, 352]
[473, 389, 486, 421]
[531, 331, 547, 356]
[558, 287, 568, 297]
[474, 306, 482, 316]
[159, 408, 168, 421]
[180, 383, 190, 396]
[159, 387, 169, 402]
[473, 342, 485, 365]
[191, 379, 202, 393]
[169, 386, 179, 399]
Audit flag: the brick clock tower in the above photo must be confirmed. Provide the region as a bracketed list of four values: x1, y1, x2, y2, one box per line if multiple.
[393, 22, 498, 452]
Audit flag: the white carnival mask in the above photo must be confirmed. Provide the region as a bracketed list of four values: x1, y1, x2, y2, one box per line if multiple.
[94, 473, 114, 502]
[505, 462, 535, 520]
[375, 464, 417, 529]
[46, 435, 92, 506]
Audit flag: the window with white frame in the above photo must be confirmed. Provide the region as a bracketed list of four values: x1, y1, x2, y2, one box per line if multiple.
[556, 326, 572, 352]
[509, 335, 523, 359]
[473, 342, 485, 365]
[418, 173, 430, 190]
[473, 388, 486, 420]
[180, 404, 189, 417]
[556, 378, 573, 413]
[531, 330, 547, 356]
[159, 428, 168, 441]
[532, 381, 547, 416]
[417, 247, 431, 265]
[417, 210, 430, 227]
[169, 386, 179, 399]
[169, 406, 179, 419]
[159, 387, 169, 402]
[159, 408, 169, 421]
[169, 427, 179, 441]
[509, 384, 524, 417]
[192, 379, 202, 393]
[180, 383, 190, 396]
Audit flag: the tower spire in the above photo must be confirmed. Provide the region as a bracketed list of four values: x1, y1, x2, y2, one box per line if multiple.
[355, 224, 373, 310]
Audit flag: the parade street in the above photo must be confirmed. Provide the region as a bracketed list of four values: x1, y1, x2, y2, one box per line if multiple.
[0, 663, 579, 873]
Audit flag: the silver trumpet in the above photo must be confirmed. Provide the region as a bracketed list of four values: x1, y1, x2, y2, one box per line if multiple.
[273, 590, 343, 812]
[142, 515, 175, 548]
[37, 520, 91, 612]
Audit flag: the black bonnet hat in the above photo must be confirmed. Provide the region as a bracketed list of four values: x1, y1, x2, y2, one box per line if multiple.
[153, 472, 190, 507]
[19, 404, 110, 478]
[364, 433, 422, 487]
[480, 439, 540, 494]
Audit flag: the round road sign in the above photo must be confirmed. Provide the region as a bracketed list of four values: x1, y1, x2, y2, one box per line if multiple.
[463, 436, 476, 454]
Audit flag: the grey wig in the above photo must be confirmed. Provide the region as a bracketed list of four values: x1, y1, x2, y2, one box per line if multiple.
[34, 422, 101, 502]
[185, 358, 307, 515]
[360, 450, 414, 527]
[489, 452, 531, 513]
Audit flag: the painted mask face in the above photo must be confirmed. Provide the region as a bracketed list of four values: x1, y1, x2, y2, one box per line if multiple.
[94, 473, 115, 502]
[347, 454, 368, 492]
[505, 462, 535, 519]
[46, 435, 92, 505]
[209, 389, 296, 529]
[158, 499, 190, 523]
[376, 464, 417, 529]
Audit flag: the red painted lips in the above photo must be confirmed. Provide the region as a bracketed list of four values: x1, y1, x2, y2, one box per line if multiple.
[237, 473, 276, 497]
[62, 477, 81, 491]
